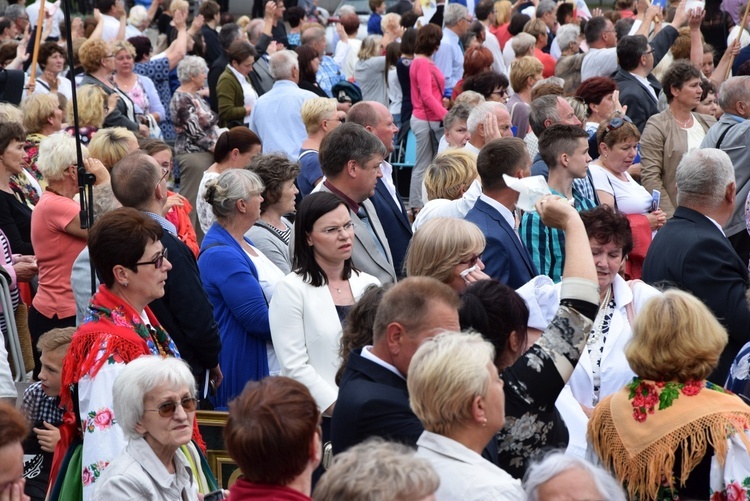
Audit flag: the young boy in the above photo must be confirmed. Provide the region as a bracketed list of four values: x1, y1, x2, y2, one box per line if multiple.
[368, 0, 386, 35]
[21, 327, 74, 501]
[519, 124, 595, 282]
[439, 103, 472, 152]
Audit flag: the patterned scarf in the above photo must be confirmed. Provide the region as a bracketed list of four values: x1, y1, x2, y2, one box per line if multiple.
[589, 377, 750, 500]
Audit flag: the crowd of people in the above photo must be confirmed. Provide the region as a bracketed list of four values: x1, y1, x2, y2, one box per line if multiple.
[3, 0, 750, 499]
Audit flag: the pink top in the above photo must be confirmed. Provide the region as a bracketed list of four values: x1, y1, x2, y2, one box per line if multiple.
[31, 192, 86, 319]
[410, 57, 448, 122]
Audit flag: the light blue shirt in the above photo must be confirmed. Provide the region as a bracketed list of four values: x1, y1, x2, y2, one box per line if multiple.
[433, 29, 464, 97]
[248, 80, 317, 159]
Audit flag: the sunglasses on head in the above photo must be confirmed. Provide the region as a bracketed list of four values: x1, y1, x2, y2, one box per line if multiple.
[600, 115, 633, 143]
[146, 396, 198, 418]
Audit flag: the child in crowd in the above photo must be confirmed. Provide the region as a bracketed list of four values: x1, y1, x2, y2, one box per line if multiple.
[368, 0, 386, 35]
[21, 327, 74, 501]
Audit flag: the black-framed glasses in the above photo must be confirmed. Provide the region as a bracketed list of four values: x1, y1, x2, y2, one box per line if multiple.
[145, 396, 198, 418]
[135, 248, 168, 268]
[642, 47, 654, 55]
[156, 164, 171, 186]
[459, 253, 482, 267]
[600, 115, 633, 143]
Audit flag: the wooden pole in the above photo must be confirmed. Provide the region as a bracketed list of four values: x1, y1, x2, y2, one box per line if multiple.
[28, 0, 46, 86]
[727, 0, 750, 80]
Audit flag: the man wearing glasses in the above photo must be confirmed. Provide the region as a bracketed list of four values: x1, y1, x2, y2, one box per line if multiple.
[110, 151, 224, 399]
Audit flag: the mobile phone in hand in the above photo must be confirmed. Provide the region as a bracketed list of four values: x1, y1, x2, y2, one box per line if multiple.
[651, 190, 660, 212]
[204, 490, 226, 501]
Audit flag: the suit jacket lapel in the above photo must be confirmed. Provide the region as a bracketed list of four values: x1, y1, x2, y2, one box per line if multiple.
[375, 179, 410, 231]
[478, 200, 535, 274]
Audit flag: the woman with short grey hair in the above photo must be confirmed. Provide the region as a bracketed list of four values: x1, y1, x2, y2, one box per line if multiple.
[198, 169, 283, 410]
[523, 452, 626, 501]
[91, 356, 200, 500]
[170, 55, 224, 229]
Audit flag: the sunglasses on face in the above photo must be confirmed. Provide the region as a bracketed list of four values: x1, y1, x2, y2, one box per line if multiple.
[135, 247, 168, 268]
[600, 115, 633, 143]
[459, 253, 482, 268]
[145, 396, 198, 418]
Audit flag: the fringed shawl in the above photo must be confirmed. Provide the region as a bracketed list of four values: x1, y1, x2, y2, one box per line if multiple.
[588, 378, 750, 500]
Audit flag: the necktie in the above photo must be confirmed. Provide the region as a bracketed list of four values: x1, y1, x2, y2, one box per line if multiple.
[357, 206, 388, 261]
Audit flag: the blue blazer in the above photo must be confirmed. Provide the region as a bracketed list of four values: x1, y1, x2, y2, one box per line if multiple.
[198, 223, 271, 409]
[465, 198, 537, 289]
[369, 177, 412, 277]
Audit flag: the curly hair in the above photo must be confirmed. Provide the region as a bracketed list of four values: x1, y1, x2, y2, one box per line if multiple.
[79, 38, 111, 74]
[246, 154, 301, 213]
[38, 42, 67, 70]
[580, 205, 634, 256]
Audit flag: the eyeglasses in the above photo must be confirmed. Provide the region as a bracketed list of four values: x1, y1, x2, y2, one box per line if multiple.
[492, 89, 508, 97]
[135, 248, 168, 268]
[319, 221, 355, 235]
[459, 253, 482, 267]
[642, 48, 654, 55]
[600, 115, 633, 143]
[326, 115, 345, 124]
[156, 164, 171, 186]
[145, 396, 198, 418]
[103, 54, 115, 59]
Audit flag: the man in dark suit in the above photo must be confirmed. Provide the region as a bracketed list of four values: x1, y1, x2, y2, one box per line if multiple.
[332, 277, 460, 454]
[614, 31, 679, 132]
[348, 101, 412, 277]
[111, 152, 223, 391]
[465, 138, 537, 288]
[643, 148, 750, 384]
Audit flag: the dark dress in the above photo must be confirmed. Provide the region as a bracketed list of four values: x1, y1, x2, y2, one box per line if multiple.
[299, 79, 328, 98]
[0, 188, 33, 254]
[496, 299, 598, 478]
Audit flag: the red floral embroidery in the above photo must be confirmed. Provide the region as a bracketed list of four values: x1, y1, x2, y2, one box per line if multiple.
[627, 378, 708, 423]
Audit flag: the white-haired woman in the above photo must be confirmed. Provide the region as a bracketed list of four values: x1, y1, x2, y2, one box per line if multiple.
[125, 5, 153, 38]
[523, 452, 626, 501]
[354, 35, 388, 107]
[29, 133, 108, 377]
[408, 331, 526, 498]
[91, 356, 200, 500]
[170, 55, 223, 214]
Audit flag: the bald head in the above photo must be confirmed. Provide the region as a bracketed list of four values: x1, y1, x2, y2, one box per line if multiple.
[111, 152, 163, 210]
[348, 101, 399, 154]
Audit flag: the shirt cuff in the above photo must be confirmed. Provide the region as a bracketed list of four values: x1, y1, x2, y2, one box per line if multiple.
[559, 277, 599, 306]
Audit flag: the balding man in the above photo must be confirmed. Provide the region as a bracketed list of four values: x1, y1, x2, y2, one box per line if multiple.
[643, 148, 750, 384]
[465, 101, 514, 154]
[110, 151, 223, 390]
[332, 276, 461, 454]
[700, 76, 750, 264]
[302, 26, 345, 97]
[248, 50, 317, 159]
[348, 101, 412, 277]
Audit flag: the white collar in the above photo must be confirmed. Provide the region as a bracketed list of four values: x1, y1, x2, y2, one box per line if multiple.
[479, 193, 515, 229]
[361, 345, 405, 380]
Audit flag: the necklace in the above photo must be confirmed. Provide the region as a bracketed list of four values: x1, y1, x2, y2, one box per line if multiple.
[674, 113, 693, 128]
[588, 285, 613, 346]
[328, 283, 342, 294]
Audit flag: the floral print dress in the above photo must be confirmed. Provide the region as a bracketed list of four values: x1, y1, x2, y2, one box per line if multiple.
[496, 301, 597, 478]
[170, 91, 222, 155]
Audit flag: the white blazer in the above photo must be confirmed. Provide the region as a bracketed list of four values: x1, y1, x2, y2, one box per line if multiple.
[555, 275, 661, 458]
[269, 270, 380, 411]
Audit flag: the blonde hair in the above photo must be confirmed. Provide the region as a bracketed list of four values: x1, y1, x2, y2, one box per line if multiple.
[510, 55, 543, 93]
[358, 35, 383, 60]
[0, 103, 23, 124]
[21, 93, 59, 134]
[406, 217, 485, 284]
[454, 90, 486, 107]
[408, 331, 495, 436]
[169, 0, 189, 12]
[36, 327, 75, 354]
[236, 15, 251, 31]
[381, 12, 401, 34]
[88, 127, 138, 170]
[301, 97, 337, 135]
[79, 38, 112, 73]
[112, 40, 136, 58]
[523, 18, 548, 41]
[494, 0, 512, 25]
[626, 289, 728, 382]
[69, 84, 107, 127]
[36, 132, 89, 181]
[313, 438, 439, 501]
[424, 150, 477, 201]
